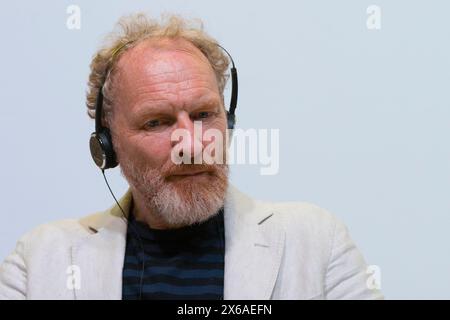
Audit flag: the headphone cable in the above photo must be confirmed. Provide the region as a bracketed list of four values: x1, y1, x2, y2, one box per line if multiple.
[101, 169, 146, 300]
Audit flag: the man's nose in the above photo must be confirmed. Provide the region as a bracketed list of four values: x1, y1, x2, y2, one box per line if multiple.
[171, 112, 204, 160]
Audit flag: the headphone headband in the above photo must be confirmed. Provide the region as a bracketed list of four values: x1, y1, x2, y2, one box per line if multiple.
[94, 86, 104, 133]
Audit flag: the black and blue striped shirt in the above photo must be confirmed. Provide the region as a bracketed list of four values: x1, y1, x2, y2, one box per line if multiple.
[122, 207, 225, 300]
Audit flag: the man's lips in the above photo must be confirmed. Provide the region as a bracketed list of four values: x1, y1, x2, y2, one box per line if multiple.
[166, 169, 213, 179]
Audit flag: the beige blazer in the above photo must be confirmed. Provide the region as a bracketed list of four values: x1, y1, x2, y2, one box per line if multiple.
[0, 185, 383, 300]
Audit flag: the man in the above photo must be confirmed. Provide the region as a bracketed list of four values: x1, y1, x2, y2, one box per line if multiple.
[0, 13, 383, 300]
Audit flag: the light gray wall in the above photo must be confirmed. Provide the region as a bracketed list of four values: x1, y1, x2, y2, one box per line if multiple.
[1, 0, 449, 299]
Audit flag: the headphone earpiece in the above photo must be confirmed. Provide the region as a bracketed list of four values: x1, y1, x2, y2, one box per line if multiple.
[226, 111, 236, 130]
[89, 128, 118, 170]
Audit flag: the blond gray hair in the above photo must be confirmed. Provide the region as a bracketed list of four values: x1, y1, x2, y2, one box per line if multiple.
[86, 13, 230, 124]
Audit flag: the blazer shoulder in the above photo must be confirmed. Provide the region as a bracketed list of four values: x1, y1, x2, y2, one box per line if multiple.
[17, 211, 103, 250]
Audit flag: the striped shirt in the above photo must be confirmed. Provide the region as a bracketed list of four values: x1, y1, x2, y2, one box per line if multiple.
[122, 207, 225, 300]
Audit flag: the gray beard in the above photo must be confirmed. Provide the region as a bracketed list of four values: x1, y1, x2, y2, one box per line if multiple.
[119, 161, 229, 227]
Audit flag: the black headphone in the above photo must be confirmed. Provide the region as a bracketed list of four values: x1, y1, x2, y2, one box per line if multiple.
[89, 44, 238, 170]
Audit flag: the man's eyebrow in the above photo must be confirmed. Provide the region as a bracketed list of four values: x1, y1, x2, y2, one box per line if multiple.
[133, 97, 221, 116]
[133, 103, 172, 116]
[190, 97, 222, 110]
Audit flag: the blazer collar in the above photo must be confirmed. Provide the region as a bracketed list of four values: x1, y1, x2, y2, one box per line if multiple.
[222, 185, 285, 299]
[72, 184, 285, 300]
[73, 191, 132, 300]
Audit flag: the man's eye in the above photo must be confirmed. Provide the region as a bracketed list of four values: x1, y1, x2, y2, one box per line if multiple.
[196, 111, 211, 119]
[145, 119, 161, 128]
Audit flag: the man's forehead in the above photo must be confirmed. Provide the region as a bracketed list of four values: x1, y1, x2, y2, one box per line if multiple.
[116, 38, 210, 71]
[111, 38, 220, 114]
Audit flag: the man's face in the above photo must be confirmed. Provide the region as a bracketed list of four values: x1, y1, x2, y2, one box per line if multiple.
[110, 38, 229, 227]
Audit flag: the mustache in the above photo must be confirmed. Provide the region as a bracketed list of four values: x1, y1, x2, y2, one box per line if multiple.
[163, 163, 226, 177]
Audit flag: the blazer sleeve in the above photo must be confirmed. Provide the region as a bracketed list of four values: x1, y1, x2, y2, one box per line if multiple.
[324, 218, 384, 300]
[0, 235, 28, 300]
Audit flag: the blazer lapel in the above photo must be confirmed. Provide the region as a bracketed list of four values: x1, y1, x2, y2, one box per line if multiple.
[223, 186, 286, 300]
[70, 191, 132, 300]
